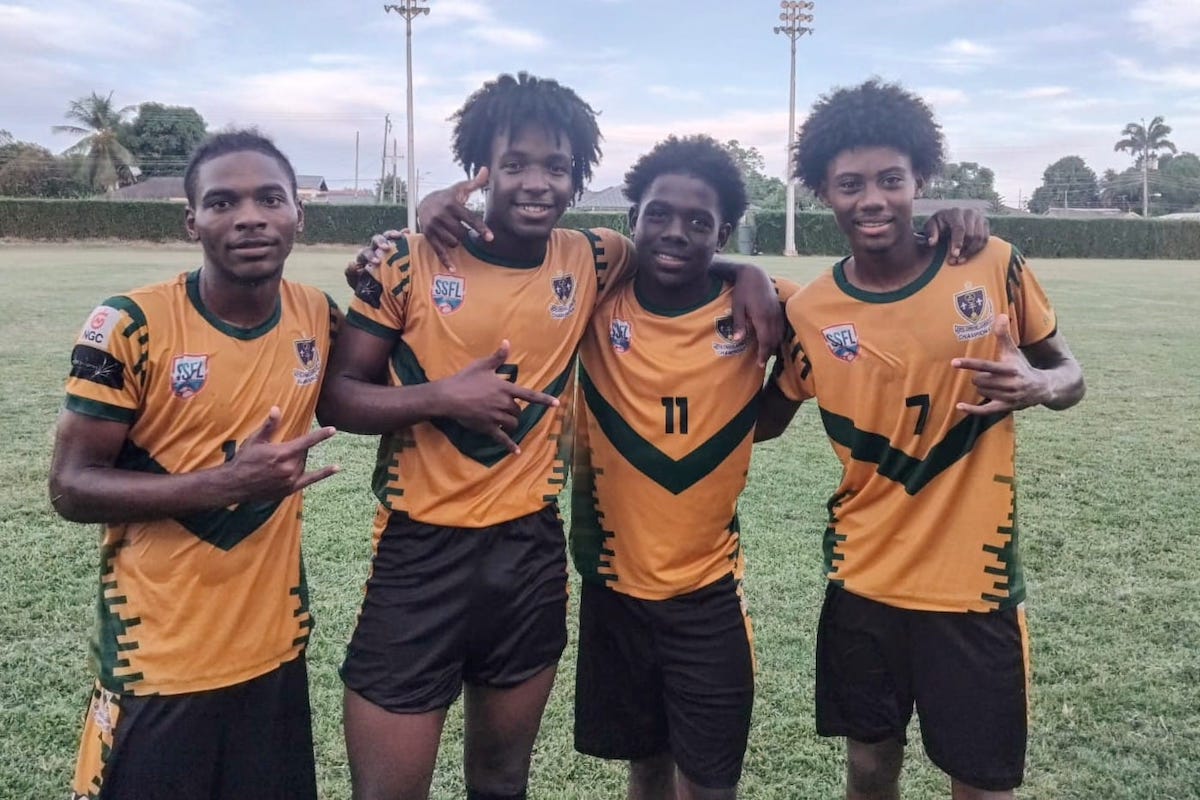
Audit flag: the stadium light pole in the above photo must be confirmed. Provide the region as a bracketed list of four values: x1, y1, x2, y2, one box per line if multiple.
[384, 1, 430, 231]
[774, 1, 813, 257]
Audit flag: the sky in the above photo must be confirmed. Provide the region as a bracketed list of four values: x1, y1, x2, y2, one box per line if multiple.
[2, 0, 1198, 208]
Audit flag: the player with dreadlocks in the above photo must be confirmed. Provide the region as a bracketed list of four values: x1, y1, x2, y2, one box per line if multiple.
[323, 72, 786, 800]
[758, 79, 1085, 800]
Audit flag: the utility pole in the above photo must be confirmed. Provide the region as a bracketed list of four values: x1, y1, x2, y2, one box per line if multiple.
[391, 138, 399, 205]
[377, 114, 391, 204]
[354, 130, 360, 192]
[384, 1, 430, 229]
[1141, 116, 1150, 218]
[774, 1, 814, 257]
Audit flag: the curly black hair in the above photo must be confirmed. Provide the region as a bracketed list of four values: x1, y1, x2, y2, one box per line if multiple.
[793, 78, 944, 192]
[183, 129, 296, 205]
[449, 72, 602, 200]
[623, 134, 749, 226]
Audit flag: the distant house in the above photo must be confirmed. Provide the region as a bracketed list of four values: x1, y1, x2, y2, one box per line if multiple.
[575, 185, 629, 213]
[1045, 207, 1139, 219]
[913, 198, 993, 216]
[320, 188, 378, 206]
[106, 176, 186, 202]
[296, 175, 328, 202]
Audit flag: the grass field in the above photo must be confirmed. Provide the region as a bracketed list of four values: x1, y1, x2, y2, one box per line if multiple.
[1, 242, 1198, 800]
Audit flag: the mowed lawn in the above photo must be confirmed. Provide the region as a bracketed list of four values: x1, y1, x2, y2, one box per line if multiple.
[1, 241, 1198, 800]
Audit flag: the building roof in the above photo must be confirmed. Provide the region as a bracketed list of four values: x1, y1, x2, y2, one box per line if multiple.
[1045, 207, 1139, 219]
[913, 198, 993, 215]
[296, 175, 327, 192]
[106, 176, 186, 201]
[575, 185, 629, 212]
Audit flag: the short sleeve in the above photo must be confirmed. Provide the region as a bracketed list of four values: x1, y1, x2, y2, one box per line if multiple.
[583, 227, 636, 305]
[767, 293, 815, 403]
[346, 236, 413, 340]
[1005, 246, 1057, 346]
[64, 297, 147, 424]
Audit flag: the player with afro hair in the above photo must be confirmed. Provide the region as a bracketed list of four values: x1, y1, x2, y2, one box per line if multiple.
[623, 133, 749, 229]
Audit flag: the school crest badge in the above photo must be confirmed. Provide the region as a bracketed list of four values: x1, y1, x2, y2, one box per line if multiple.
[712, 314, 748, 356]
[549, 273, 577, 319]
[610, 318, 632, 354]
[821, 323, 860, 362]
[432, 274, 466, 315]
[171, 353, 209, 399]
[293, 337, 321, 386]
[952, 283, 994, 341]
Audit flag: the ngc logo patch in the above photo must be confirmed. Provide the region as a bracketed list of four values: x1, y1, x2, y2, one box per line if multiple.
[432, 274, 466, 315]
[170, 353, 209, 399]
[77, 305, 122, 351]
[821, 323, 860, 362]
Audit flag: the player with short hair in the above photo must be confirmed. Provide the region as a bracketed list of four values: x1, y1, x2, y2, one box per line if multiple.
[570, 134, 799, 800]
[758, 79, 1085, 800]
[52, 129, 340, 800]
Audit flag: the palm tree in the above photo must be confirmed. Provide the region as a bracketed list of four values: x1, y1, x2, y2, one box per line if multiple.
[1114, 116, 1177, 216]
[52, 91, 138, 192]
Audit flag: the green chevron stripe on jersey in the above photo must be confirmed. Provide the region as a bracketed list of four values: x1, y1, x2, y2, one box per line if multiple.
[115, 441, 283, 550]
[818, 406, 1010, 496]
[388, 339, 572, 467]
[580, 366, 759, 495]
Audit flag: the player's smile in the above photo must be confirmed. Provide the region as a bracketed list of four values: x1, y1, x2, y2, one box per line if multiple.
[822, 146, 921, 254]
[631, 173, 730, 309]
[484, 123, 573, 261]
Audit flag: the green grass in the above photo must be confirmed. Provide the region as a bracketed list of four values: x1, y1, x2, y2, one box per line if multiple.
[1, 242, 1198, 799]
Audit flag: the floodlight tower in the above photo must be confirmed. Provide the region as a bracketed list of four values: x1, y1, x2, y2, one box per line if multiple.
[774, 1, 814, 256]
[384, 1, 430, 231]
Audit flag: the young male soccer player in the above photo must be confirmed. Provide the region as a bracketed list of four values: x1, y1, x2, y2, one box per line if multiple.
[570, 134, 799, 800]
[50, 130, 340, 800]
[757, 79, 1085, 800]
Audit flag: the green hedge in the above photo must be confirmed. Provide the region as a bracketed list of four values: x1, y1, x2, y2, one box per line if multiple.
[0, 199, 413, 244]
[752, 210, 1200, 259]
[3, 199, 1199, 259]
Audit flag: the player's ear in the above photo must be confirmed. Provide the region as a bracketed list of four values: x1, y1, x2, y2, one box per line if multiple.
[914, 174, 926, 198]
[716, 221, 733, 251]
[627, 203, 639, 231]
[295, 199, 305, 235]
[184, 206, 199, 241]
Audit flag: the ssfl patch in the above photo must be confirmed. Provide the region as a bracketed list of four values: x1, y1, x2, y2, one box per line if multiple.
[432, 274, 466, 315]
[170, 353, 209, 399]
[610, 318, 632, 353]
[821, 323, 860, 362]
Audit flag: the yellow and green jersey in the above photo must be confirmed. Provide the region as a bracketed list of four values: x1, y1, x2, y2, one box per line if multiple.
[770, 237, 1057, 612]
[346, 228, 634, 528]
[572, 276, 801, 600]
[63, 270, 339, 695]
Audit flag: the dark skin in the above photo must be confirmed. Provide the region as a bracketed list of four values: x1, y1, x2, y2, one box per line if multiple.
[753, 146, 1083, 800]
[626, 173, 740, 800]
[49, 151, 337, 524]
[757, 146, 1084, 444]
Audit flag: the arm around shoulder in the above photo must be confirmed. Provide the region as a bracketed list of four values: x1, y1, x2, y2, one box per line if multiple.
[1024, 332, 1085, 411]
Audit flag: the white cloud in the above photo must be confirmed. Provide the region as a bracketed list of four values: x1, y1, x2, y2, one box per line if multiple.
[1011, 86, 1072, 100]
[421, 0, 545, 50]
[1114, 56, 1200, 90]
[1130, 0, 1200, 49]
[0, 0, 207, 59]
[918, 87, 969, 108]
[646, 85, 705, 103]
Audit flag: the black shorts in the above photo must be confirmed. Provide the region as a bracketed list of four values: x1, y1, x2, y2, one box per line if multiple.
[574, 574, 755, 790]
[341, 505, 568, 713]
[71, 655, 315, 800]
[815, 584, 1030, 792]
